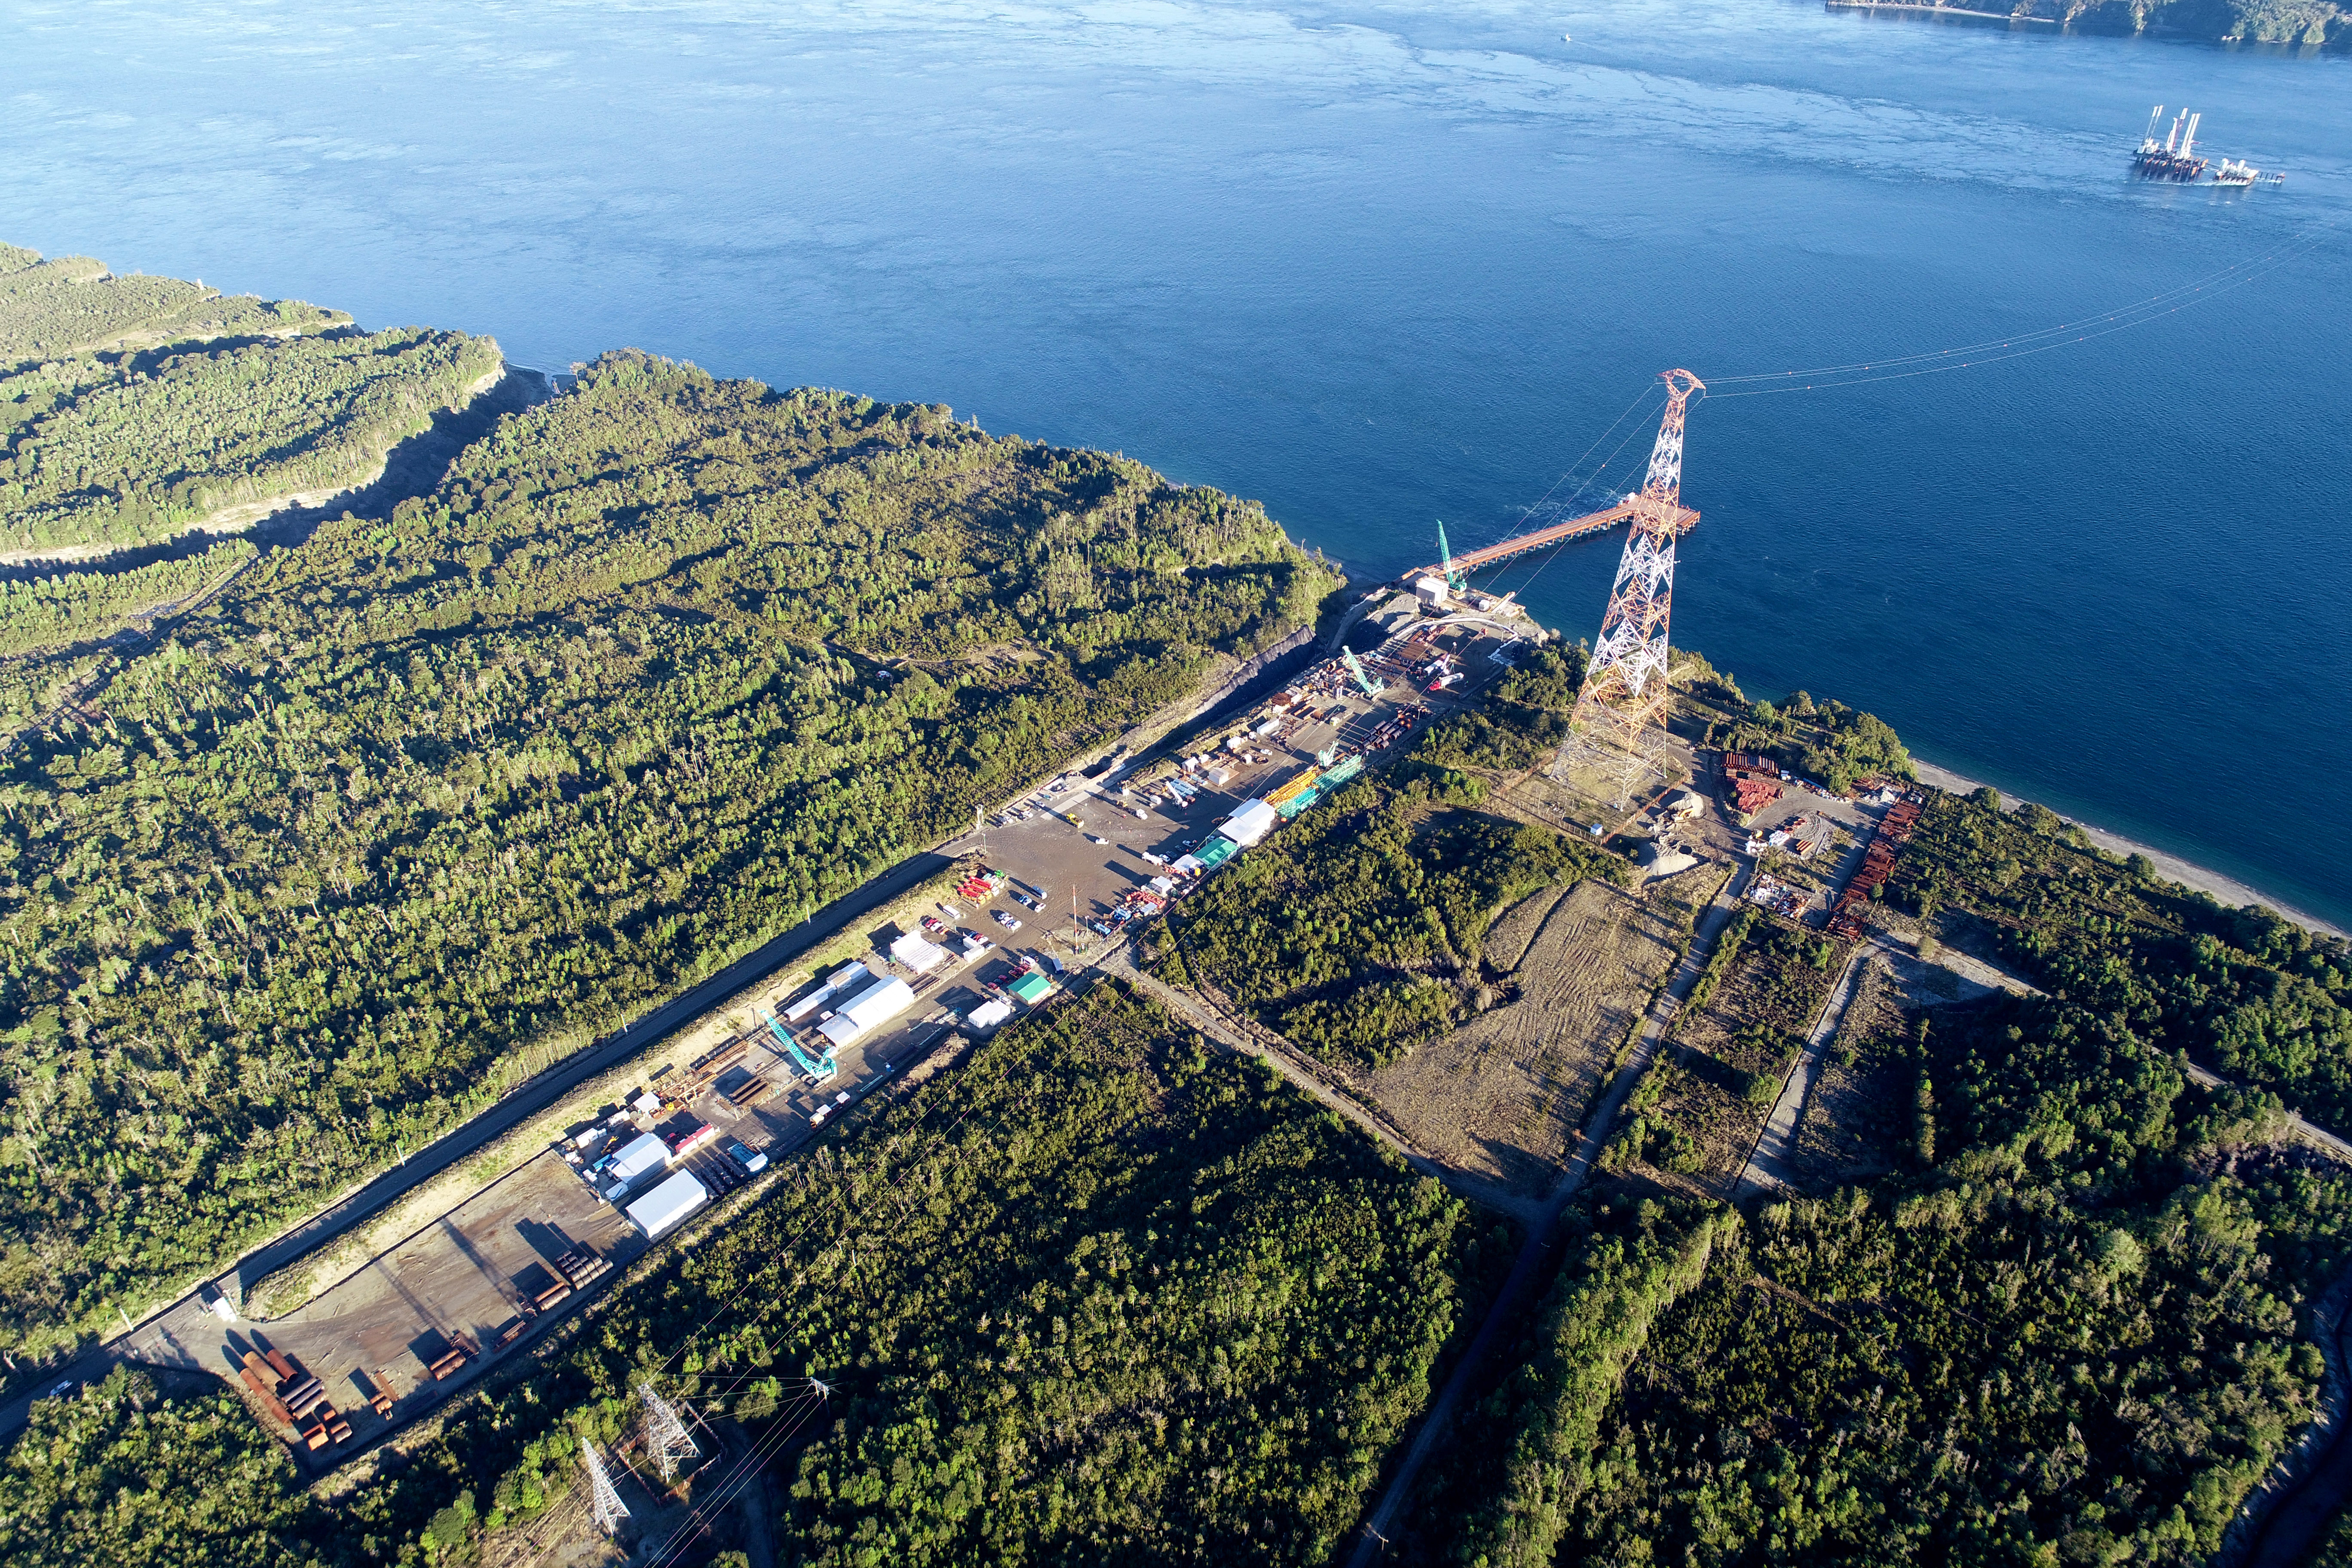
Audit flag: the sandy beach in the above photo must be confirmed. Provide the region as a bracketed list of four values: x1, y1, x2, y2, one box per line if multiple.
[1909, 758, 2345, 940]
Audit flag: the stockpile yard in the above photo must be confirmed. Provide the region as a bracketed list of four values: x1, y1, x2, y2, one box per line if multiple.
[129, 1145, 646, 1467]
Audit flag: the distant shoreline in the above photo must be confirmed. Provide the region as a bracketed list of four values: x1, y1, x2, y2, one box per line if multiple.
[1826, 1, 2061, 22]
[1908, 756, 2345, 939]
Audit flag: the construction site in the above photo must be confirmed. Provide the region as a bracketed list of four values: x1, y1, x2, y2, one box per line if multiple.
[89, 361, 1961, 1507]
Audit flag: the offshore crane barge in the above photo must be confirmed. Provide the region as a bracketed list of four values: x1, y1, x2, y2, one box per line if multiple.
[2133, 106, 2284, 186]
[2135, 107, 2208, 181]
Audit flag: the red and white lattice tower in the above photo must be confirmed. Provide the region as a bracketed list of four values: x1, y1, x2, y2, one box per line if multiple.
[1556, 368, 1705, 805]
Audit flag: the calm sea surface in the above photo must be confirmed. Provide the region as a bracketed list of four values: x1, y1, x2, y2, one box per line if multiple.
[6, 0, 2349, 925]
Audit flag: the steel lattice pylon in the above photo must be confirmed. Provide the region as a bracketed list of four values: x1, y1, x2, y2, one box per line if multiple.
[638, 1382, 701, 1481]
[1556, 368, 1705, 807]
[582, 1441, 631, 1537]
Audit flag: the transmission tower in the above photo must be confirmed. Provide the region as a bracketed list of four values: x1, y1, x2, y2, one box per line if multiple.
[638, 1382, 701, 1480]
[1555, 368, 1706, 808]
[582, 1441, 630, 1537]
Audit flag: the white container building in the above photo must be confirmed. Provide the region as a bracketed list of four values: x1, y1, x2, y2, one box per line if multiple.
[817, 975, 919, 1052]
[888, 933, 952, 973]
[782, 959, 870, 1024]
[625, 1170, 710, 1239]
[597, 1132, 670, 1202]
[1220, 799, 1280, 848]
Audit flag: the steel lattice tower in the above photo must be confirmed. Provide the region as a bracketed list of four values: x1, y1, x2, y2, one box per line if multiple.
[1556, 368, 1706, 807]
[638, 1383, 701, 1480]
[582, 1441, 631, 1537]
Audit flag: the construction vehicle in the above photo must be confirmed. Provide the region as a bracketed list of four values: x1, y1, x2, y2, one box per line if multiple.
[1436, 519, 1466, 593]
[1342, 648, 1385, 696]
[761, 1010, 837, 1084]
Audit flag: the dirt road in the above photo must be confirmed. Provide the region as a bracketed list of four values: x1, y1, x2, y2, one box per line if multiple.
[1341, 860, 1751, 1567]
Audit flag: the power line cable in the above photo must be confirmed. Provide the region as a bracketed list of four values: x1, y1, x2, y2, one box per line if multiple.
[1704, 213, 2345, 397]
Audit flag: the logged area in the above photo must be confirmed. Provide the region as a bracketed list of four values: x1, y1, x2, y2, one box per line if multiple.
[0, 346, 1334, 1357]
[1366, 877, 1682, 1197]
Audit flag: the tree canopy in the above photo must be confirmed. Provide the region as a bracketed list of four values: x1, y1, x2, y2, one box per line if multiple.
[0, 349, 1333, 1359]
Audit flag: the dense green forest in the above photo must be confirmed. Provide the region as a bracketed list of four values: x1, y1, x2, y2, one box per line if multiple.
[0, 349, 1334, 1359]
[1422, 998, 2352, 1565]
[0, 542, 256, 659]
[0, 245, 348, 363]
[1890, 787, 2352, 1131]
[1164, 773, 1631, 1068]
[0, 980, 1499, 1567]
[1403, 644, 1586, 787]
[0, 1367, 327, 1567]
[0, 327, 502, 551]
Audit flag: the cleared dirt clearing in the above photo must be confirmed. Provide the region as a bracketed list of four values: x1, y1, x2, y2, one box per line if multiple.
[1358, 880, 1681, 1197]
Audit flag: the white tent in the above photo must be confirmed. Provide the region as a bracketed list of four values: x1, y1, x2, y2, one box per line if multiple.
[966, 998, 1014, 1033]
[818, 975, 919, 1051]
[783, 959, 870, 1023]
[625, 1170, 709, 1239]
[1221, 799, 1280, 848]
[889, 933, 951, 973]
[598, 1132, 669, 1200]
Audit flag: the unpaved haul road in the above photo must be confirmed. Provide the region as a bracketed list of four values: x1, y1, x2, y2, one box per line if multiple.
[1342, 861, 1752, 1567]
[0, 846, 958, 1442]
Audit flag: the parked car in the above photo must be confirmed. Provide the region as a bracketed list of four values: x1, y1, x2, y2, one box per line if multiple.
[994, 910, 1023, 931]
[920, 916, 947, 934]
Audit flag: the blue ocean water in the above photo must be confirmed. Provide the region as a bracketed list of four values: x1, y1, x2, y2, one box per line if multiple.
[5, 0, 2348, 925]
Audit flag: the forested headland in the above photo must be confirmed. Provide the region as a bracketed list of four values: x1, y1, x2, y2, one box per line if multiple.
[0, 245, 349, 363]
[1853, 0, 2350, 47]
[1, 324, 502, 553]
[7, 238, 2352, 1568]
[0, 334, 1335, 1360]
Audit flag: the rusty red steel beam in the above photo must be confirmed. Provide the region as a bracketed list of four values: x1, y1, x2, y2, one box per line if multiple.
[1403, 498, 1700, 583]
